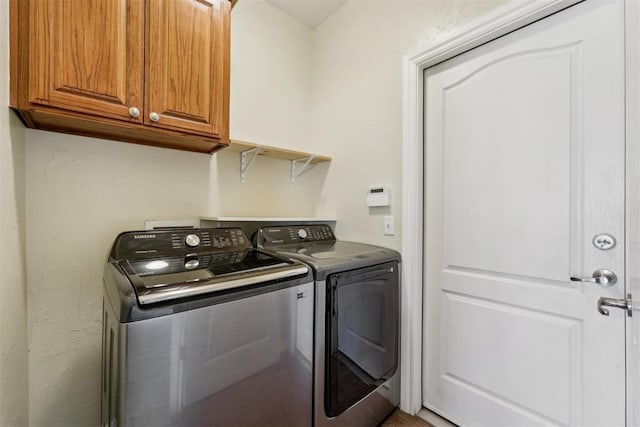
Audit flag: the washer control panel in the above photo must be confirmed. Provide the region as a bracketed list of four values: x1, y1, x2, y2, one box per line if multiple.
[112, 228, 250, 260]
[258, 225, 335, 247]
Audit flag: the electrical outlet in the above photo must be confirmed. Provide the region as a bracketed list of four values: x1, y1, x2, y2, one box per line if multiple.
[384, 216, 394, 236]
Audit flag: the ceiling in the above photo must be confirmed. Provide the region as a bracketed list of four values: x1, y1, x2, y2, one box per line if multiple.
[265, 0, 348, 28]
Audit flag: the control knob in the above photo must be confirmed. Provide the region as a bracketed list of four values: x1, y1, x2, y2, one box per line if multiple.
[297, 229, 308, 240]
[185, 234, 201, 248]
[184, 258, 200, 270]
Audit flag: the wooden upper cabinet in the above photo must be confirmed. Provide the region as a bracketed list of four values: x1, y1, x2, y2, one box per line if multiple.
[10, 0, 231, 154]
[28, 0, 144, 123]
[145, 0, 230, 140]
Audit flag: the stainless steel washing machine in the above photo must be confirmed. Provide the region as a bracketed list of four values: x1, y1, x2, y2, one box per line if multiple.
[255, 224, 400, 427]
[102, 227, 314, 427]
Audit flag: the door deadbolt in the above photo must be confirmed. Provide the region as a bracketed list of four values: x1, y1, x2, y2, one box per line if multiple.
[592, 233, 616, 250]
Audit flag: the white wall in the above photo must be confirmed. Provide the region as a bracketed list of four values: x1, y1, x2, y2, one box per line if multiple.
[311, 0, 505, 250]
[23, 1, 320, 425]
[0, 0, 29, 424]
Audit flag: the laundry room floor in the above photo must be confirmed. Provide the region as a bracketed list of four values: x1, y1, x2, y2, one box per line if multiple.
[379, 409, 434, 426]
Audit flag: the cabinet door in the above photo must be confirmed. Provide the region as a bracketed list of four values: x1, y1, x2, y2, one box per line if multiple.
[28, 0, 144, 122]
[145, 0, 230, 140]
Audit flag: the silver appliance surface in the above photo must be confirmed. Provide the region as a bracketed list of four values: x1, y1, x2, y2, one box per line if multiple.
[102, 227, 314, 427]
[256, 224, 401, 427]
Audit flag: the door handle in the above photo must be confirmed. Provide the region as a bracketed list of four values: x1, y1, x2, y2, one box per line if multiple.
[570, 269, 617, 287]
[598, 295, 632, 317]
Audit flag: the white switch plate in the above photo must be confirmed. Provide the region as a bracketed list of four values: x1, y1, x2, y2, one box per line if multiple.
[384, 216, 394, 235]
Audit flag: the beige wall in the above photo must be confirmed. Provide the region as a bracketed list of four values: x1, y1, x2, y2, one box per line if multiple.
[311, 0, 505, 250]
[0, 0, 29, 425]
[229, 0, 312, 151]
[211, 0, 327, 217]
[25, 135, 212, 426]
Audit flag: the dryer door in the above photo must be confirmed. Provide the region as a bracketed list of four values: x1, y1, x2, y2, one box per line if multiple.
[326, 261, 399, 417]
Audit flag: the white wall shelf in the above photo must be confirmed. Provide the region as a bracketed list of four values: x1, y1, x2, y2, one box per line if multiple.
[225, 139, 331, 184]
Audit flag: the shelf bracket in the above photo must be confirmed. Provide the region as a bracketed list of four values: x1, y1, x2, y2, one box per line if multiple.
[240, 146, 263, 183]
[291, 156, 315, 184]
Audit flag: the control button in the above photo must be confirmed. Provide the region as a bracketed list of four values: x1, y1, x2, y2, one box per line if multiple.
[297, 229, 308, 239]
[185, 234, 200, 248]
[185, 259, 200, 270]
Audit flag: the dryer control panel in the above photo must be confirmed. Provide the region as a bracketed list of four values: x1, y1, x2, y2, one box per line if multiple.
[257, 225, 335, 247]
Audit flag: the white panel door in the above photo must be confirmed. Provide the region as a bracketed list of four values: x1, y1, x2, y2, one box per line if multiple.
[423, 1, 625, 426]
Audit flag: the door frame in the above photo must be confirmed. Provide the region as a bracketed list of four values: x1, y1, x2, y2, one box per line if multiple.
[400, 0, 639, 417]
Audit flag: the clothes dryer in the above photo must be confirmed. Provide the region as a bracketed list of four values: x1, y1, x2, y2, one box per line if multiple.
[255, 224, 400, 427]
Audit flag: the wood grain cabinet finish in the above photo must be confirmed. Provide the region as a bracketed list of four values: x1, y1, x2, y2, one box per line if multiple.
[10, 0, 231, 154]
[145, 0, 229, 139]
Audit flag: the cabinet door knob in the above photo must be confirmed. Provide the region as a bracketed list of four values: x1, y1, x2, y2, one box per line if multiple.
[149, 112, 160, 122]
[128, 107, 140, 118]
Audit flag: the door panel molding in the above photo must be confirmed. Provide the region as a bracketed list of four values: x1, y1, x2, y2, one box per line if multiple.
[443, 266, 584, 292]
[442, 291, 582, 425]
[439, 45, 581, 282]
